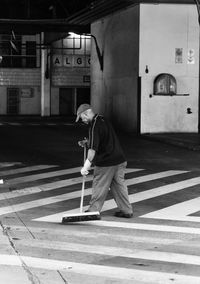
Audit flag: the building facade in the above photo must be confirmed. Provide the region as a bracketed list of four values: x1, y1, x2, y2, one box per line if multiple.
[0, 32, 91, 116]
[90, 2, 199, 133]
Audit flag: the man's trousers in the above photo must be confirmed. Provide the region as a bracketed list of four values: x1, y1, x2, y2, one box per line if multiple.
[88, 162, 133, 214]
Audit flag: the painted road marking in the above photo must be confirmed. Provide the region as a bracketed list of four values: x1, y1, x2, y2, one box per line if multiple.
[125, 170, 188, 185]
[0, 168, 141, 201]
[4, 166, 139, 185]
[0, 170, 186, 217]
[6, 225, 178, 245]
[0, 254, 200, 283]
[63, 220, 200, 235]
[16, 238, 200, 266]
[5, 167, 84, 185]
[141, 196, 200, 223]
[36, 171, 197, 223]
[0, 162, 22, 168]
[0, 164, 58, 176]
[0, 168, 141, 215]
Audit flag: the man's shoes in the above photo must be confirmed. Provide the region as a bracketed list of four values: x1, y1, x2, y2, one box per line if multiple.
[114, 211, 133, 218]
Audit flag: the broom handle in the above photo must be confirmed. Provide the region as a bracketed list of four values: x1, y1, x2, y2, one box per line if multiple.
[80, 145, 87, 213]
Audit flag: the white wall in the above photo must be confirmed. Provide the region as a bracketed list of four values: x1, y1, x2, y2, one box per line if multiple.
[140, 4, 199, 133]
[91, 6, 140, 132]
[20, 87, 41, 115]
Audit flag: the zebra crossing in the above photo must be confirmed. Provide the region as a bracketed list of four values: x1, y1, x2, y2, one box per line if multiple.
[1, 161, 200, 283]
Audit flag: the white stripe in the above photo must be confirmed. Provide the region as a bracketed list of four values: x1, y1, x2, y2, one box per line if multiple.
[35, 170, 190, 222]
[65, 220, 200, 235]
[0, 169, 142, 215]
[5, 167, 82, 185]
[142, 196, 200, 222]
[0, 165, 57, 176]
[0, 171, 185, 216]
[4, 225, 177, 245]
[125, 170, 187, 185]
[5, 166, 137, 184]
[17, 239, 200, 266]
[0, 254, 200, 283]
[0, 162, 22, 168]
[0, 168, 140, 201]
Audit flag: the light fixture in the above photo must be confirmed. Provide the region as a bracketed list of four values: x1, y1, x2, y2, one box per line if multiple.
[68, 32, 103, 71]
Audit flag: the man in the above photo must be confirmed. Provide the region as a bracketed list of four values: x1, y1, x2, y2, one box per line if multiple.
[76, 103, 133, 218]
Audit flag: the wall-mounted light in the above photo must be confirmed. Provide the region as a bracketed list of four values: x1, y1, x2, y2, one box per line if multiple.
[68, 32, 104, 71]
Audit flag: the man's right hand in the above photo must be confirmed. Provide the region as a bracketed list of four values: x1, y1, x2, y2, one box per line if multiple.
[78, 138, 88, 147]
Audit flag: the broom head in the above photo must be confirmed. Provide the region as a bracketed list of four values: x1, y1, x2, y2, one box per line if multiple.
[62, 211, 101, 223]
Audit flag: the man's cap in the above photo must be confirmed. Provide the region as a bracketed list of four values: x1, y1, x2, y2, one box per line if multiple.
[76, 103, 91, 122]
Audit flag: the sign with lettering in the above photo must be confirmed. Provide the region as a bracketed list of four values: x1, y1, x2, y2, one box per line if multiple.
[52, 55, 62, 67]
[21, 88, 34, 98]
[52, 55, 90, 68]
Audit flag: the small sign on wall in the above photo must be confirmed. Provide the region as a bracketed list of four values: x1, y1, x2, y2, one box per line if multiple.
[187, 49, 195, 64]
[21, 88, 34, 98]
[175, 48, 183, 64]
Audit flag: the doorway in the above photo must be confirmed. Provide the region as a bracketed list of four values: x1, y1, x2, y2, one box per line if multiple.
[59, 88, 74, 116]
[76, 87, 90, 108]
[59, 87, 90, 116]
[7, 88, 20, 115]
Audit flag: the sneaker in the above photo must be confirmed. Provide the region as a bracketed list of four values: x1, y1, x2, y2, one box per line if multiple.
[114, 211, 133, 218]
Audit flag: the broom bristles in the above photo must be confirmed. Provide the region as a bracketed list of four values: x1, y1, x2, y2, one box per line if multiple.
[62, 211, 101, 223]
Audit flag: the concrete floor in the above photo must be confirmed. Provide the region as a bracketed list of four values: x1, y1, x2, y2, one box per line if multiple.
[0, 119, 200, 283]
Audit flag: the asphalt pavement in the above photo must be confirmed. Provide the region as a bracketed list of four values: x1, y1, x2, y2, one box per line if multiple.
[0, 117, 200, 283]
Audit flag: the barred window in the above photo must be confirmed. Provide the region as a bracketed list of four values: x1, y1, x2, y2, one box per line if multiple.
[0, 34, 40, 68]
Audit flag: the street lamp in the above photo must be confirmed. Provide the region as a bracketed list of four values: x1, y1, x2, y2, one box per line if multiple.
[90, 34, 104, 71]
[68, 32, 104, 71]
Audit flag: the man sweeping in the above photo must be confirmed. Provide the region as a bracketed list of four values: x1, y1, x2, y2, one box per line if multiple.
[76, 104, 133, 218]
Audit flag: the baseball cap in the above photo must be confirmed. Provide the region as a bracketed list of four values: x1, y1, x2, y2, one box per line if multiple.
[76, 103, 91, 122]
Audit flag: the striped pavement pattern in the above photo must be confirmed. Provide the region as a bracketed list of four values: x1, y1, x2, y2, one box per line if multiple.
[0, 162, 200, 283]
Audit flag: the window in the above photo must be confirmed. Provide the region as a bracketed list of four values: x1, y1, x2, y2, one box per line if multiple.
[0, 34, 40, 68]
[26, 41, 37, 67]
[154, 73, 177, 96]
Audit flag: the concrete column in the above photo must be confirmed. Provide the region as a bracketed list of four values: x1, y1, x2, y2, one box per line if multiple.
[41, 32, 51, 116]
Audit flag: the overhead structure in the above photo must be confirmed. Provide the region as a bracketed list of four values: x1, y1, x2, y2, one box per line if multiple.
[66, 0, 197, 26]
[0, 0, 195, 33]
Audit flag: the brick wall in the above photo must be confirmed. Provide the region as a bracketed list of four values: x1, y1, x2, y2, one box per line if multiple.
[0, 69, 41, 86]
[52, 67, 90, 86]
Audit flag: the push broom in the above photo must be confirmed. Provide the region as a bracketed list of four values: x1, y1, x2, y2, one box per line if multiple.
[62, 145, 101, 223]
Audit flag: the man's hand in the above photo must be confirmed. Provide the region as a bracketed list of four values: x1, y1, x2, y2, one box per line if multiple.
[80, 159, 91, 176]
[78, 138, 88, 148]
[81, 167, 89, 176]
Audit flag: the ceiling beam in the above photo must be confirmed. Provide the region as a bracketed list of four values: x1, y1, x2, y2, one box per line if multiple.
[66, 0, 196, 25]
[0, 19, 90, 33]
